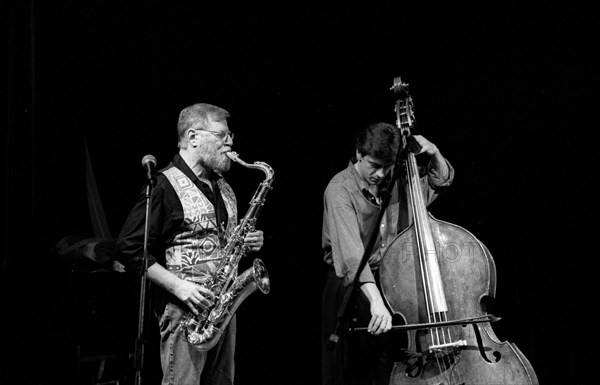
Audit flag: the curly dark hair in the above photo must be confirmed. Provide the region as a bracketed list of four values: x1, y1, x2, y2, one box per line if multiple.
[355, 122, 401, 164]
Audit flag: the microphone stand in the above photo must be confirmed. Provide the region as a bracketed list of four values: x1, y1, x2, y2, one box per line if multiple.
[134, 180, 153, 385]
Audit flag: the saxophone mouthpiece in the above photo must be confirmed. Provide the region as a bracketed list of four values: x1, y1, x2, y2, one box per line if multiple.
[226, 151, 252, 168]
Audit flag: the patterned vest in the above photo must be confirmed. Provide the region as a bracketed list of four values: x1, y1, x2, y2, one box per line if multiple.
[162, 166, 238, 283]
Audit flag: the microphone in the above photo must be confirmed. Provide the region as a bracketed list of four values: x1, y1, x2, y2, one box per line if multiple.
[141, 154, 157, 186]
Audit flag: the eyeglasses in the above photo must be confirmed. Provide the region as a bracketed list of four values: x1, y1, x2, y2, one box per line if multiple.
[195, 129, 234, 141]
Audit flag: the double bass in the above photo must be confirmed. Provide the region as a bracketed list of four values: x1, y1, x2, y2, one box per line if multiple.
[379, 77, 539, 384]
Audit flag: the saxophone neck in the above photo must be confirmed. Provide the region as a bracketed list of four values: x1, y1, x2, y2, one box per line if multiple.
[226, 151, 274, 182]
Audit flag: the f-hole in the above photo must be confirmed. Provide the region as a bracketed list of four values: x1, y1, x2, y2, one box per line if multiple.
[472, 323, 501, 363]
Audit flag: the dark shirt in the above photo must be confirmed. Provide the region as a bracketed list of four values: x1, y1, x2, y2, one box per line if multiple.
[116, 153, 229, 273]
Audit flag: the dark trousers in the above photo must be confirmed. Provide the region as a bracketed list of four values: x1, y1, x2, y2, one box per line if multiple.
[322, 268, 405, 385]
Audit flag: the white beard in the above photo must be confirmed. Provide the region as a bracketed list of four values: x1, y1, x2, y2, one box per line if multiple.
[201, 149, 231, 173]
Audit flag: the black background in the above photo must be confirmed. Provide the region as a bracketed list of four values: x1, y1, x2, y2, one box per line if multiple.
[3, 1, 596, 384]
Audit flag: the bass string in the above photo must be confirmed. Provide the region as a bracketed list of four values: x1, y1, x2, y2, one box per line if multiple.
[403, 114, 463, 385]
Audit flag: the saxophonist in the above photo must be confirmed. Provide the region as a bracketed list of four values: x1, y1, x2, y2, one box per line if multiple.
[117, 103, 265, 385]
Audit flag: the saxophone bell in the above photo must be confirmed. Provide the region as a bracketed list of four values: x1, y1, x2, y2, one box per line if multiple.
[252, 258, 270, 294]
[182, 258, 270, 351]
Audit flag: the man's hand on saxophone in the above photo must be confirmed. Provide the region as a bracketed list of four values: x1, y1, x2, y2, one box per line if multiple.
[175, 280, 216, 316]
[244, 229, 264, 253]
[146, 263, 216, 317]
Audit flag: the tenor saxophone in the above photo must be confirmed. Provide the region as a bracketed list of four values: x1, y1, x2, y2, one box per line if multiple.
[181, 151, 273, 351]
